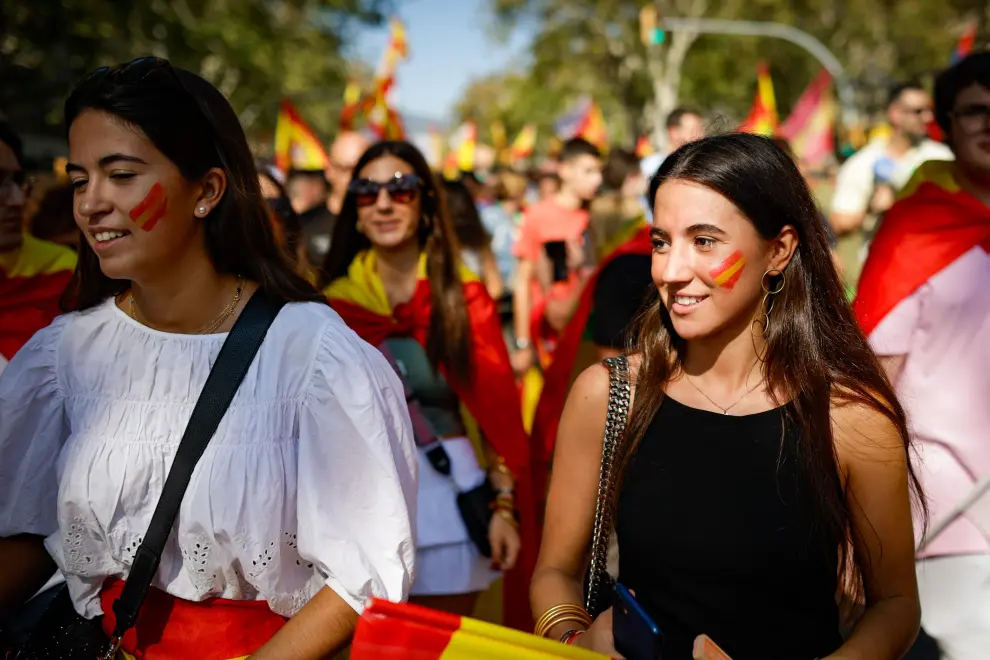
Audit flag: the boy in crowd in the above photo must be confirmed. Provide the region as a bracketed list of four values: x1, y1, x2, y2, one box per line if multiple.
[511, 138, 602, 376]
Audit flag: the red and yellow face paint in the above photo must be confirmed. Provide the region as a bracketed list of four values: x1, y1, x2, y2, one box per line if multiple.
[129, 182, 168, 231]
[710, 250, 746, 289]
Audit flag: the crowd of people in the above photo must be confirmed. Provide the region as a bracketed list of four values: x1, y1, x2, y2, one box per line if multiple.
[0, 48, 987, 660]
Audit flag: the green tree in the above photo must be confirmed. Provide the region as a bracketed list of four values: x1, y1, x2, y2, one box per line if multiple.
[0, 0, 393, 148]
[478, 0, 985, 151]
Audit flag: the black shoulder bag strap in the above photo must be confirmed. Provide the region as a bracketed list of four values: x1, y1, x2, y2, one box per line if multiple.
[105, 292, 284, 655]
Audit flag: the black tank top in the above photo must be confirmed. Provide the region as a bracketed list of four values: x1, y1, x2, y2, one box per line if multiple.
[616, 396, 842, 660]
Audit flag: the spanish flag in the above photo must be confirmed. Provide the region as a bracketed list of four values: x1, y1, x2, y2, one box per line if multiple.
[739, 61, 779, 136]
[635, 135, 654, 159]
[351, 599, 608, 659]
[0, 234, 76, 361]
[555, 98, 608, 151]
[509, 125, 538, 165]
[530, 225, 653, 502]
[854, 160, 990, 336]
[326, 251, 538, 630]
[274, 99, 331, 174]
[99, 578, 284, 659]
[780, 69, 835, 167]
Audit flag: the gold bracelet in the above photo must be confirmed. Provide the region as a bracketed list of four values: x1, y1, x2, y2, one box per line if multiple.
[495, 508, 519, 528]
[533, 603, 592, 638]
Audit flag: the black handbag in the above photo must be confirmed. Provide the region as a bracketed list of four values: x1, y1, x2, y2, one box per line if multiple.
[10, 292, 284, 659]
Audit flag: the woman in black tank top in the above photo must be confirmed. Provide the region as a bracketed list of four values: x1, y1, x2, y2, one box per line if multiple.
[530, 135, 925, 660]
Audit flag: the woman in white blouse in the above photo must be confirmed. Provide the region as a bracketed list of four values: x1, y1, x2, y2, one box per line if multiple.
[0, 58, 417, 658]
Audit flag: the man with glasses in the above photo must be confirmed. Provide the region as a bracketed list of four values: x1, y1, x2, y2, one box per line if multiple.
[830, 84, 954, 286]
[0, 122, 77, 373]
[855, 52, 990, 660]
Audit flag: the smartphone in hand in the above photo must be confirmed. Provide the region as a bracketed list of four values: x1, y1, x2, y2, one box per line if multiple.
[543, 240, 569, 282]
[613, 583, 663, 660]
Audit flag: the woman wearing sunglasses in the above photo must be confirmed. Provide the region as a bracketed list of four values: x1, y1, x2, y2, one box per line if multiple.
[321, 140, 537, 629]
[0, 58, 417, 658]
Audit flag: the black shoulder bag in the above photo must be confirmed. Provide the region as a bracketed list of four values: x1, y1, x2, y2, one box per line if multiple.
[12, 292, 284, 660]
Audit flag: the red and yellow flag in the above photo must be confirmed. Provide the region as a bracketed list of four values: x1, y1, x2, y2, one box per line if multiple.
[443, 122, 478, 178]
[530, 225, 653, 504]
[780, 69, 835, 167]
[855, 160, 990, 336]
[635, 136, 654, 159]
[0, 234, 76, 361]
[99, 578, 284, 659]
[351, 599, 608, 659]
[326, 251, 538, 630]
[739, 62, 779, 136]
[509, 125, 537, 165]
[274, 100, 330, 173]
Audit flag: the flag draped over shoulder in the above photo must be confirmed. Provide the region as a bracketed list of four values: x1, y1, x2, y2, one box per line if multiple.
[351, 599, 608, 659]
[854, 160, 990, 335]
[530, 225, 653, 503]
[0, 234, 76, 360]
[325, 251, 538, 630]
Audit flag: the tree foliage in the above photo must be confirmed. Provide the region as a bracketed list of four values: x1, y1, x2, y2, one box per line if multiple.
[464, 0, 986, 150]
[0, 0, 393, 147]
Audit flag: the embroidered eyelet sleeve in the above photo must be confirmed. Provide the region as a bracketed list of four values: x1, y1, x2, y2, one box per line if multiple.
[295, 316, 418, 613]
[0, 315, 70, 537]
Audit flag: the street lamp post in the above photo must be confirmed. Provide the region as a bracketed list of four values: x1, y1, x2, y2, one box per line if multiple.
[661, 17, 861, 126]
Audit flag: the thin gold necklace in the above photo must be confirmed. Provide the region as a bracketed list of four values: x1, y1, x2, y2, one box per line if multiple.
[128, 277, 244, 334]
[684, 364, 764, 415]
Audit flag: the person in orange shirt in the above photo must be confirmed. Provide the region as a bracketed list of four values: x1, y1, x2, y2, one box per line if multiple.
[510, 138, 602, 376]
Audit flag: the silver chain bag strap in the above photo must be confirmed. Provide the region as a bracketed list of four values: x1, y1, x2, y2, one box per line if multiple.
[584, 354, 631, 616]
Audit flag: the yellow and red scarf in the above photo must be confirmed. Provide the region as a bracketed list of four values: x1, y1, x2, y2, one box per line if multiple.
[855, 160, 990, 335]
[0, 234, 76, 360]
[530, 225, 653, 504]
[326, 251, 538, 630]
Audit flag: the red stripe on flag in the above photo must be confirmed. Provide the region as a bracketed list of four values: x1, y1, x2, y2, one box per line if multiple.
[352, 599, 459, 660]
[100, 579, 285, 659]
[129, 183, 165, 223]
[140, 197, 168, 232]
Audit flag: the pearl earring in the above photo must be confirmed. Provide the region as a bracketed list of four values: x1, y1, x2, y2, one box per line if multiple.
[198, 206, 207, 216]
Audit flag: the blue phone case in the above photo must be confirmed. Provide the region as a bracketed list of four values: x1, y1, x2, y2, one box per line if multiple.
[613, 583, 663, 660]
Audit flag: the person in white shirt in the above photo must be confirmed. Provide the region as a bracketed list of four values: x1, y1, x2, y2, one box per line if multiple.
[0, 57, 417, 659]
[640, 107, 706, 180]
[830, 83, 954, 237]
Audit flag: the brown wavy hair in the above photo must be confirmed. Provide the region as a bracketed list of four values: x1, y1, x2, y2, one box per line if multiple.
[623, 133, 925, 597]
[321, 140, 473, 383]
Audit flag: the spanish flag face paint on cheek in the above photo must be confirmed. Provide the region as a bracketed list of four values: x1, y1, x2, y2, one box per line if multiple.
[128, 182, 168, 232]
[710, 250, 746, 289]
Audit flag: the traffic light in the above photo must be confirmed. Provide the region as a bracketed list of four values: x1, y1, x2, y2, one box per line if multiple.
[639, 5, 665, 46]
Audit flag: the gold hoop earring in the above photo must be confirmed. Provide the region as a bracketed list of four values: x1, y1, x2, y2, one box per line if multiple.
[754, 268, 786, 338]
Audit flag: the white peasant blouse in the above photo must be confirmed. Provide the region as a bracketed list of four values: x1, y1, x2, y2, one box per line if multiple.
[0, 298, 417, 619]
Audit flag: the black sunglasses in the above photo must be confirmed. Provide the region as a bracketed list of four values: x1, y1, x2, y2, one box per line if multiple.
[349, 173, 422, 207]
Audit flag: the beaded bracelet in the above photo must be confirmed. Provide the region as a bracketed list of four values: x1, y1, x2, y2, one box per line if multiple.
[560, 629, 586, 645]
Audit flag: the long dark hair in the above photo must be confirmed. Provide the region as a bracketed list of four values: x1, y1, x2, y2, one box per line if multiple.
[443, 178, 492, 251]
[62, 57, 324, 311]
[321, 140, 473, 383]
[627, 133, 924, 595]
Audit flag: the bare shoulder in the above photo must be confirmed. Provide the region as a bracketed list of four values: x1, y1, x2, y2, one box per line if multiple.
[830, 394, 907, 467]
[567, 362, 612, 411]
